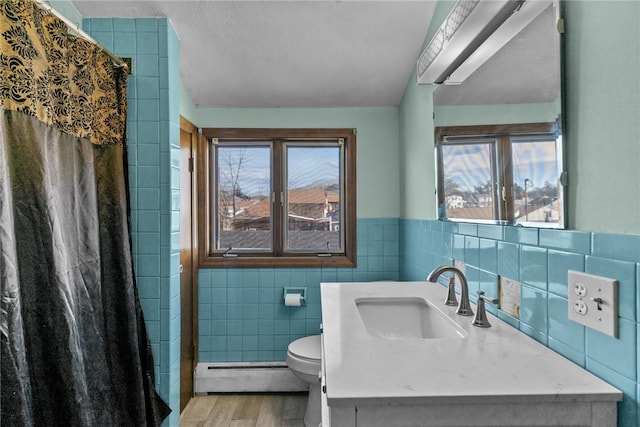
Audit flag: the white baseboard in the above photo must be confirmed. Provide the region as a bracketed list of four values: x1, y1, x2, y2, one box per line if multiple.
[194, 362, 308, 394]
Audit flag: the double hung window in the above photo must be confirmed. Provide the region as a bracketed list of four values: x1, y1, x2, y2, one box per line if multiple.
[198, 128, 356, 267]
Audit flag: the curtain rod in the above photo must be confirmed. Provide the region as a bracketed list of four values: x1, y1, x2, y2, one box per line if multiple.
[33, 0, 128, 69]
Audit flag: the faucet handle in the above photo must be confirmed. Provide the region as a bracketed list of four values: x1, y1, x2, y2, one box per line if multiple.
[477, 291, 499, 305]
[472, 291, 499, 328]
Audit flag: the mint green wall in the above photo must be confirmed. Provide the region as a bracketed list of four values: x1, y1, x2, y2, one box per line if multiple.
[399, 81, 437, 219]
[400, 0, 640, 235]
[434, 101, 559, 127]
[398, 0, 453, 221]
[196, 107, 401, 218]
[564, 1, 640, 233]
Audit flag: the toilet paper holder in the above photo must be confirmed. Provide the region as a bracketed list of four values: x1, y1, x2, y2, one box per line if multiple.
[283, 287, 306, 306]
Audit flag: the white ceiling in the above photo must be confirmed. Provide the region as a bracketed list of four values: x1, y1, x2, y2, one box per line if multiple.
[71, 0, 438, 108]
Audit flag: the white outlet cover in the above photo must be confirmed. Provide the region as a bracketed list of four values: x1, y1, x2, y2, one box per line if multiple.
[567, 270, 618, 337]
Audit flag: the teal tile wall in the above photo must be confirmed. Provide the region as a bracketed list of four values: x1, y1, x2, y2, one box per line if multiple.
[198, 218, 400, 362]
[400, 219, 640, 427]
[84, 18, 181, 427]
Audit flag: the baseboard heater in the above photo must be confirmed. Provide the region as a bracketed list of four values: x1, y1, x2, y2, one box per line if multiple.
[194, 362, 307, 394]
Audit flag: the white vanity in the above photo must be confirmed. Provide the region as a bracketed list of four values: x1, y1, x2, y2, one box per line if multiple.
[320, 281, 622, 427]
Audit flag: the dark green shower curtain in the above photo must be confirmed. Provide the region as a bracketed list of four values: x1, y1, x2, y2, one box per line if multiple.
[0, 0, 169, 425]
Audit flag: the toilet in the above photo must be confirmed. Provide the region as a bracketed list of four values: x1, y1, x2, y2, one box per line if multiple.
[286, 335, 322, 427]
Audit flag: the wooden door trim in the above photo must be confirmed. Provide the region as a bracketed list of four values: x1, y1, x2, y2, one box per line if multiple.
[180, 115, 199, 354]
[179, 116, 199, 412]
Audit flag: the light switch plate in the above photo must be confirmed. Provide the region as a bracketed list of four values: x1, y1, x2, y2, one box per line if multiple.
[567, 270, 618, 337]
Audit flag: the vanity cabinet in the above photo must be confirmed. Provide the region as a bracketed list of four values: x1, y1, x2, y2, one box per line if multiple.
[320, 281, 622, 427]
[321, 398, 616, 427]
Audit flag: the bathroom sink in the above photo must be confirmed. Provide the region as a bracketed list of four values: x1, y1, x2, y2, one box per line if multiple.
[355, 297, 467, 340]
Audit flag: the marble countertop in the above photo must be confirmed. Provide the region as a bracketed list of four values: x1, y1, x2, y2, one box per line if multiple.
[320, 281, 622, 407]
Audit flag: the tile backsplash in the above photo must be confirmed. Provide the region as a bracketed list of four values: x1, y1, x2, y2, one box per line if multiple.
[400, 219, 640, 427]
[195, 217, 640, 425]
[197, 218, 400, 363]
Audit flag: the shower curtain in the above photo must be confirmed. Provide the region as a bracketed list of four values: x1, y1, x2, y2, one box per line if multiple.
[0, 0, 170, 425]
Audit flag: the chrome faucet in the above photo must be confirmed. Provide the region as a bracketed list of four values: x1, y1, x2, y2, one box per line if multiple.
[427, 265, 474, 316]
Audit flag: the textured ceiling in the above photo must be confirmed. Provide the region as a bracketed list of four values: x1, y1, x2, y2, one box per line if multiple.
[71, 1, 438, 108]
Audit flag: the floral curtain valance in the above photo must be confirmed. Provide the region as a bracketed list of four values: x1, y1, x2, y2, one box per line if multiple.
[0, 0, 127, 145]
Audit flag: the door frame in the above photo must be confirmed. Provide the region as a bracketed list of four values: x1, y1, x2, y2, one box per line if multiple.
[179, 116, 199, 412]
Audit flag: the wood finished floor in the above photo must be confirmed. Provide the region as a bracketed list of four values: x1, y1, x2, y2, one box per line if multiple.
[180, 393, 308, 427]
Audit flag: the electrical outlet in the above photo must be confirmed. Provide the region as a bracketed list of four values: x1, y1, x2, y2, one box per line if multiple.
[572, 300, 587, 315]
[573, 283, 587, 297]
[567, 270, 618, 337]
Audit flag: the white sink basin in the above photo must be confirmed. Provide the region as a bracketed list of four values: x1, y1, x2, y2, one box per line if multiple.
[355, 297, 467, 340]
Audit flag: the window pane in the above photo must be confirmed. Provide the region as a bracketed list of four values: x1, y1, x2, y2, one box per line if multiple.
[441, 142, 497, 221]
[512, 137, 563, 225]
[285, 145, 342, 252]
[215, 144, 271, 251]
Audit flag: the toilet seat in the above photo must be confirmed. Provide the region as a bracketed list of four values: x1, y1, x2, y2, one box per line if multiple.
[286, 335, 321, 377]
[288, 335, 321, 361]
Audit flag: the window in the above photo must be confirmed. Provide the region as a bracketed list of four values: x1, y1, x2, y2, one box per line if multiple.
[440, 137, 499, 221]
[435, 123, 565, 228]
[198, 128, 356, 267]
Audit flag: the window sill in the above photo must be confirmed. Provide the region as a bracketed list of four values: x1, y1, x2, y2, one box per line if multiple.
[198, 254, 356, 268]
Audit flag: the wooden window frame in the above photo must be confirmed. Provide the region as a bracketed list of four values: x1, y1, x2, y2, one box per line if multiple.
[435, 122, 558, 225]
[197, 128, 357, 268]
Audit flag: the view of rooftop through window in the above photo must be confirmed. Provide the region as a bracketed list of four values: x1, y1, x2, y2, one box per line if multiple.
[286, 145, 341, 252]
[442, 141, 497, 221]
[214, 143, 342, 252]
[441, 135, 562, 225]
[511, 137, 562, 225]
[216, 144, 272, 250]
